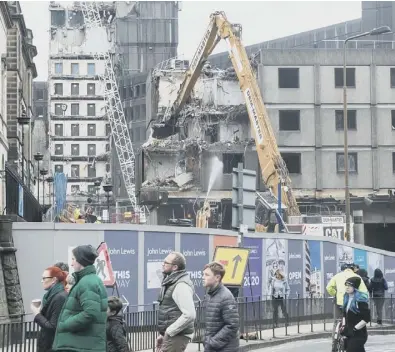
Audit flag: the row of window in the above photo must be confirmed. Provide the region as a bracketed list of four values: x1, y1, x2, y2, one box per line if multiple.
[277, 67, 395, 89]
[54, 62, 96, 76]
[69, 184, 104, 195]
[54, 124, 111, 137]
[54, 144, 109, 156]
[124, 104, 146, 121]
[54, 103, 96, 116]
[54, 164, 99, 178]
[53, 83, 97, 96]
[120, 84, 146, 100]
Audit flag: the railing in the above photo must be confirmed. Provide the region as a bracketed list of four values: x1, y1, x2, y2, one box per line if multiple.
[0, 296, 394, 352]
[5, 163, 42, 222]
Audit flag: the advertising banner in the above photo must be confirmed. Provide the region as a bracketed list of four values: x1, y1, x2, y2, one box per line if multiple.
[323, 226, 345, 240]
[367, 252, 384, 278]
[323, 242, 337, 290]
[180, 233, 209, 300]
[265, 238, 287, 299]
[144, 232, 175, 304]
[384, 256, 395, 296]
[337, 245, 354, 272]
[287, 240, 303, 298]
[243, 237, 263, 298]
[104, 231, 139, 307]
[306, 240, 322, 297]
[354, 248, 367, 270]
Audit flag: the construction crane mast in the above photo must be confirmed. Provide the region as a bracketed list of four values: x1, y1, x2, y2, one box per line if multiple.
[80, 2, 144, 221]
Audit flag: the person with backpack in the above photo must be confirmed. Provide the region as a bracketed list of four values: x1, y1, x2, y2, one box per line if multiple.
[357, 269, 370, 288]
[368, 268, 388, 325]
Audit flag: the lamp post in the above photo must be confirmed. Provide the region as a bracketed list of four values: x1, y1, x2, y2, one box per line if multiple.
[17, 114, 30, 186]
[343, 26, 391, 241]
[40, 169, 48, 206]
[34, 152, 43, 203]
[103, 184, 113, 223]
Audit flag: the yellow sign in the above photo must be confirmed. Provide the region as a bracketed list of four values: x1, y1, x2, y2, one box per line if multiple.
[213, 246, 250, 286]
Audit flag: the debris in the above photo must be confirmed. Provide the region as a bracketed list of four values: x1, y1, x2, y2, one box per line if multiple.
[141, 137, 208, 153]
[174, 173, 193, 187]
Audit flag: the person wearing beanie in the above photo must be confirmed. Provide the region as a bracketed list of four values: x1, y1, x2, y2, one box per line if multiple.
[340, 276, 370, 352]
[52, 245, 108, 352]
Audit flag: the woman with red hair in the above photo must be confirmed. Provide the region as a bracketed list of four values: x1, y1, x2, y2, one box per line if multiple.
[30, 266, 68, 352]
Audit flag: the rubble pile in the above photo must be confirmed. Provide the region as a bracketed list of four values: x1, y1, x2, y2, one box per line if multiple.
[141, 137, 209, 153]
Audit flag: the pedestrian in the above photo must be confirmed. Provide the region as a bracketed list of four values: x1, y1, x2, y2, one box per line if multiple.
[368, 268, 388, 325]
[52, 245, 108, 352]
[31, 266, 68, 352]
[356, 268, 370, 288]
[107, 296, 130, 352]
[340, 276, 370, 352]
[156, 252, 196, 352]
[271, 269, 290, 327]
[65, 273, 75, 293]
[202, 261, 239, 352]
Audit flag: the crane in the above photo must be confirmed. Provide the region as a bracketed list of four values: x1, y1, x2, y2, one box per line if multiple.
[80, 2, 146, 222]
[152, 11, 301, 227]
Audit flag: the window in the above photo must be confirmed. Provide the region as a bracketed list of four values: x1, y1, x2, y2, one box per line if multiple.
[87, 165, 96, 177]
[71, 144, 80, 156]
[36, 89, 44, 100]
[88, 185, 96, 194]
[282, 153, 301, 174]
[88, 124, 96, 136]
[36, 106, 44, 117]
[71, 83, 79, 96]
[106, 124, 111, 135]
[54, 83, 63, 95]
[71, 165, 80, 177]
[87, 104, 96, 116]
[55, 144, 63, 155]
[55, 104, 63, 115]
[87, 83, 95, 96]
[334, 68, 356, 88]
[335, 110, 357, 130]
[87, 63, 95, 75]
[88, 144, 96, 156]
[141, 105, 146, 119]
[278, 68, 299, 88]
[54, 164, 63, 173]
[391, 68, 395, 88]
[71, 185, 80, 193]
[106, 163, 110, 172]
[141, 83, 146, 95]
[135, 85, 140, 97]
[336, 153, 358, 173]
[71, 63, 79, 75]
[106, 144, 110, 152]
[71, 103, 79, 116]
[71, 124, 79, 136]
[55, 63, 63, 74]
[54, 124, 63, 136]
[279, 110, 300, 131]
[391, 110, 395, 129]
[223, 153, 243, 174]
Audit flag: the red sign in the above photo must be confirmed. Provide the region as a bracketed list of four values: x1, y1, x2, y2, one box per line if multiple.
[95, 242, 116, 287]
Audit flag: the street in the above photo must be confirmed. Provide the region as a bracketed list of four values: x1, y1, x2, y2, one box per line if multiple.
[256, 335, 395, 352]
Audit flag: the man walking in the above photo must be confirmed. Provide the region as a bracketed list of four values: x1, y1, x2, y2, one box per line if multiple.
[202, 261, 239, 352]
[156, 251, 196, 352]
[52, 245, 108, 352]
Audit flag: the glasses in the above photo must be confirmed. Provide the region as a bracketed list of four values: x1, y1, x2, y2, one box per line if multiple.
[163, 261, 175, 266]
[41, 277, 53, 281]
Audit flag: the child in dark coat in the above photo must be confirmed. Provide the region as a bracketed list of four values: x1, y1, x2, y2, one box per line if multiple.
[107, 296, 130, 352]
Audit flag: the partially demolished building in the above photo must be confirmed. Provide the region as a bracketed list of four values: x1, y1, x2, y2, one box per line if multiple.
[141, 64, 262, 227]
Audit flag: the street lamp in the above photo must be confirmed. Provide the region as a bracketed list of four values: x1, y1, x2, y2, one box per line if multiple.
[40, 169, 48, 206]
[34, 152, 43, 203]
[18, 114, 30, 186]
[343, 25, 392, 241]
[103, 184, 113, 223]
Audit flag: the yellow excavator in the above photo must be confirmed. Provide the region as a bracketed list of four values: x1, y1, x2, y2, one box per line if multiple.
[152, 11, 300, 231]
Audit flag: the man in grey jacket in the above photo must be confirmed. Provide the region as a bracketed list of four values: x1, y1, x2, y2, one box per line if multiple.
[202, 261, 239, 352]
[156, 252, 196, 352]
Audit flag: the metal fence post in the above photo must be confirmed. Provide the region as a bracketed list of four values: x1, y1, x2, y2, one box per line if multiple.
[297, 293, 300, 334]
[310, 294, 313, 332]
[391, 294, 394, 325]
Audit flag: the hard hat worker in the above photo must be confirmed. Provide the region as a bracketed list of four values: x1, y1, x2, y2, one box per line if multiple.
[52, 245, 108, 352]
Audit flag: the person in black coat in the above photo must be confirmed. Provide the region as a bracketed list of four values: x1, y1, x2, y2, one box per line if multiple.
[107, 296, 130, 352]
[340, 276, 371, 352]
[368, 268, 388, 325]
[202, 261, 240, 352]
[30, 266, 68, 352]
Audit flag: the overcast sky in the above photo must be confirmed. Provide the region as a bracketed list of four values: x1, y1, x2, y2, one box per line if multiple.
[20, 1, 362, 81]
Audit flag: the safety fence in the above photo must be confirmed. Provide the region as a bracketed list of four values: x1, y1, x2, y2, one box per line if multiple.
[0, 296, 393, 352]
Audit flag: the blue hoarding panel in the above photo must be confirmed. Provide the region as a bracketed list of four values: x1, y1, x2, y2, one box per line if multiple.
[243, 237, 263, 298]
[144, 232, 175, 305]
[354, 248, 367, 270]
[180, 233, 209, 300]
[104, 231, 139, 307]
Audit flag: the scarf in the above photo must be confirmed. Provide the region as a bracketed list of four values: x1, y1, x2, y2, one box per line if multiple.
[343, 289, 369, 314]
[41, 282, 65, 311]
[158, 270, 188, 303]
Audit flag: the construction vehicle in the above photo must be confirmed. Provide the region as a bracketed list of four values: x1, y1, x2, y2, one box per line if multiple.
[151, 11, 300, 231]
